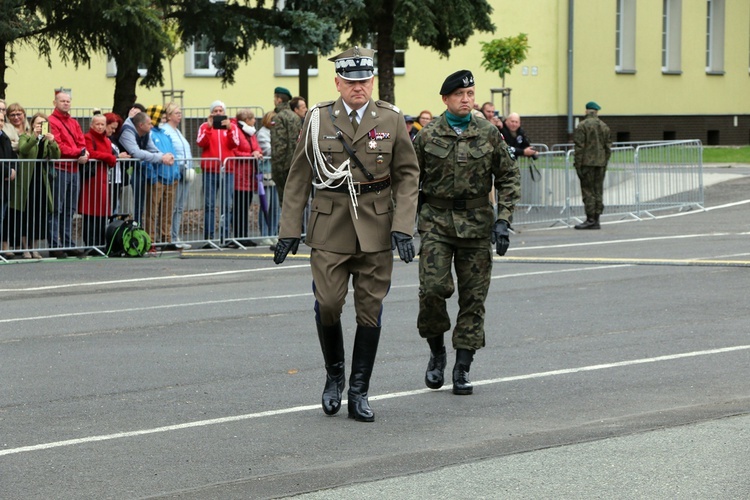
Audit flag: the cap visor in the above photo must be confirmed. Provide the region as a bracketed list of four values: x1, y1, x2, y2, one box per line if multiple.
[337, 71, 374, 81]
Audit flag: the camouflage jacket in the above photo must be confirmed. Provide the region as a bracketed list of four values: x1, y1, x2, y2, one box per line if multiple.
[413, 113, 520, 239]
[573, 112, 612, 168]
[270, 102, 302, 175]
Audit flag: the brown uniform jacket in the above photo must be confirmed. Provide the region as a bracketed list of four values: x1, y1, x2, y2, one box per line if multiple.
[279, 97, 419, 254]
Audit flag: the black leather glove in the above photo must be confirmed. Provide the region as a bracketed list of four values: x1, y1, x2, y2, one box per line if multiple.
[391, 231, 415, 263]
[490, 220, 510, 256]
[273, 237, 300, 264]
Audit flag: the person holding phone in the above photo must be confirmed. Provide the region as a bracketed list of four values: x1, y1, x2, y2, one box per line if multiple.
[10, 113, 60, 259]
[196, 99, 238, 244]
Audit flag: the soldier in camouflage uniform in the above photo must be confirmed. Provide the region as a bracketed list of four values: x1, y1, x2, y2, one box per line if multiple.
[573, 101, 612, 230]
[270, 86, 302, 204]
[413, 70, 520, 395]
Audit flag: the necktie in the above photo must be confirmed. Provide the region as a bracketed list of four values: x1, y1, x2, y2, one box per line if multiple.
[350, 110, 359, 132]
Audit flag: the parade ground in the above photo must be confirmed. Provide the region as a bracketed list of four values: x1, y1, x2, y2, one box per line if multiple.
[2, 165, 749, 499]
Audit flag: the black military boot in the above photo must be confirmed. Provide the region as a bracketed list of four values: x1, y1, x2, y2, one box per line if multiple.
[574, 214, 600, 230]
[452, 348, 475, 395]
[347, 325, 380, 422]
[317, 321, 346, 415]
[425, 335, 447, 389]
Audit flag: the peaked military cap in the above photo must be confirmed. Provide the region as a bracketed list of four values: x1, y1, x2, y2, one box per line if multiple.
[585, 101, 601, 110]
[439, 70, 475, 95]
[328, 46, 375, 81]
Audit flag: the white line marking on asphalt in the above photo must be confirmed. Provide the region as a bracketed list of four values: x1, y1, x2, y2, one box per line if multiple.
[0, 265, 625, 325]
[2, 344, 748, 457]
[0, 265, 311, 293]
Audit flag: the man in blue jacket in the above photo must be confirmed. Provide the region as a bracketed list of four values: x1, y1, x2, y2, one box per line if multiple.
[142, 105, 182, 247]
[119, 106, 175, 227]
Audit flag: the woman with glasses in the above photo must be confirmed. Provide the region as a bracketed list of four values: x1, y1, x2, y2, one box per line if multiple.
[6, 103, 29, 153]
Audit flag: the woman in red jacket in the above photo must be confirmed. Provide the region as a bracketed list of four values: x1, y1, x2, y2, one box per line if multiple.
[228, 109, 263, 247]
[78, 114, 117, 249]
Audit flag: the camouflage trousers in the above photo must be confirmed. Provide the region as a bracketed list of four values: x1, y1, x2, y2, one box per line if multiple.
[575, 165, 607, 216]
[271, 165, 289, 204]
[417, 232, 492, 351]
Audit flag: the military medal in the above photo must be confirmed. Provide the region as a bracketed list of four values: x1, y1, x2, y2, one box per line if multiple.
[369, 140, 378, 149]
[376, 155, 384, 164]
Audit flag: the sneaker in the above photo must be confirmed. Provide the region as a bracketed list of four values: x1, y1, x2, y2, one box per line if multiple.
[174, 242, 192, 250]
[50, 250, 68, 259]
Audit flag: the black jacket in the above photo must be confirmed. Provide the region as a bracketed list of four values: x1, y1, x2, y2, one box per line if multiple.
[0, 132, 16, 181]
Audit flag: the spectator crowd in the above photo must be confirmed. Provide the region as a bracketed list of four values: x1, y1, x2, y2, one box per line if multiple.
[1, 86, 545, 261]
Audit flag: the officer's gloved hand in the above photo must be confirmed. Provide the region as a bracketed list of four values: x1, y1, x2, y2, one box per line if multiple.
[490, 220, 510, 256]
[391, 231, 415, 263]
[273, 237, 300, 264]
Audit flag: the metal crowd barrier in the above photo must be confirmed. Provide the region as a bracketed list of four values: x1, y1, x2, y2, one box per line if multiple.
[1, 155, 282, 262]
[512, 140, 704, 227]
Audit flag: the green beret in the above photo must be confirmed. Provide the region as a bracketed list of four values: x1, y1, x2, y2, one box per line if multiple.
[440, 70, 475, 95]
[585, 101, 601, 111]
[274, 87, 292, 99]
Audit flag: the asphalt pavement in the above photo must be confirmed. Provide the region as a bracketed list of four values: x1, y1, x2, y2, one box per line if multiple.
[1, 164, 749, 499]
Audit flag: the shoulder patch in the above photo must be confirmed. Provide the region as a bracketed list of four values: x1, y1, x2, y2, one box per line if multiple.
[375, 100, 400, 114]
[314, 100, 335, 109]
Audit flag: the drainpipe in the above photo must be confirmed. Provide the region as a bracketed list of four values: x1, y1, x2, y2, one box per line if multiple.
[567, 0, 575, 136]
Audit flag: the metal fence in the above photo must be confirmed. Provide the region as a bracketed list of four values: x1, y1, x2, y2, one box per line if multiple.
[1, 139, 704, 261]
[1, 156, 281, 261]
[512, 140, 704, 227]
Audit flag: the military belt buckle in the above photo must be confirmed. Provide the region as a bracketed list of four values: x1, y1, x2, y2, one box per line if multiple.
[353, 182, 361, 195]
[453, 199, 466, 210]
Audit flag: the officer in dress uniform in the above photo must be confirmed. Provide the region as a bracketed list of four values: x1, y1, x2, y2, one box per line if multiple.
[413, 70, 520, 396]
[273, 47, 420, 422]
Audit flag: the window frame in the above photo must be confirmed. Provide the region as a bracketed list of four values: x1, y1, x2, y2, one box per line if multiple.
[615, 0, 637, 74]
[705, 0, 725, 74]
[662, 0, 682, 74]
[185, 37, 223, 77]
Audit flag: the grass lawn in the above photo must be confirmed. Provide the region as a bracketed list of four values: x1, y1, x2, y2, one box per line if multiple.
[703, 146, 750, 164]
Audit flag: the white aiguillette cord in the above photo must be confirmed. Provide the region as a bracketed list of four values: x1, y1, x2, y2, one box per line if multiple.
[305, 106, 359, 219]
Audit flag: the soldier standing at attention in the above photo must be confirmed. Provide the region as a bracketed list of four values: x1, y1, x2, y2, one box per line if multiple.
[270, 86, 300, 204]
[273, 47, 419, 422]
[413, 70, 520, 396]
[573, 101, 612, 230]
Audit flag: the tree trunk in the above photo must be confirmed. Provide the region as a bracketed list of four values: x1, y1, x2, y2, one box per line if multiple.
[297, 51, 313, 103]
[0, 40, 8, 100]
[112, 59, 141, 119]
[375, 0, 396, 104]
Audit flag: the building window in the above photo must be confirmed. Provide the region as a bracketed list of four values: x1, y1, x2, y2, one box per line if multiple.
[616, 0, 637, 73]
[662, 0, 682, 73]
[706, 0, 725, 74]
[106, 58, 148, 78]
[274, 47, 319, 77]
[185, 37, 223, 77]
[371, 45, 406, 76]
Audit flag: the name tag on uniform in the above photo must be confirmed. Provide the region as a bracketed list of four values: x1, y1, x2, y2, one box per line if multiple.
[457, 152, 468, 163]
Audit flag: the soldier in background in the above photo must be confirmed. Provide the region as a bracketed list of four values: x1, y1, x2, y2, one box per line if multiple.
[270, 86, 300, 204]
[273, 47, 419, 422]
[573, 101, 612, 230]
[413, 70, 520, 396]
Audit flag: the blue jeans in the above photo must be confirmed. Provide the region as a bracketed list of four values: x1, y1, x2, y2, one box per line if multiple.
[259, 184, 280, 236]
[203, 171, 234, 240]
[48, 169, 80, 248]
[171, 176, 190, 241]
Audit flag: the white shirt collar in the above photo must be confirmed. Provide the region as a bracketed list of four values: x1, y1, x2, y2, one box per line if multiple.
[342, 101, 366, 122]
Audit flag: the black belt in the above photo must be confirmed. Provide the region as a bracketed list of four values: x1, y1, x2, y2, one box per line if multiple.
[323, 176, 391, 195]
[424, 195, 488, 210]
